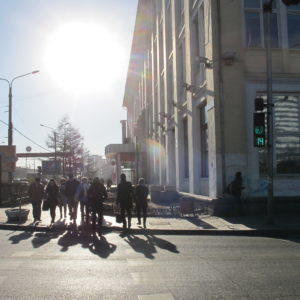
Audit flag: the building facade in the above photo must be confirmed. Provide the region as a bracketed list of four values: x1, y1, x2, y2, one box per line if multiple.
[123, 0, 300, 201]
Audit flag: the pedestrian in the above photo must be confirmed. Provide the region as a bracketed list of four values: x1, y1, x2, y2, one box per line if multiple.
[58, 178, 68, 219]
[116, 173, 133, 229]
[45, 179, 59, 224]
[28, 177, 44, 222]
[87, 177, 107, 231]
[65, 174, 80, 224]
[135, 178, 149, 228]
[75, 177, 90, 222]
[107, 178, 112, 190]
[231, 171, 245, 215]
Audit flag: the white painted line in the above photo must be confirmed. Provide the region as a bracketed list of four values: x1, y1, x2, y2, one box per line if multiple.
[11, 251, 34, 257]
[127, 259, 153, 266]
[131, 272, 162, 285]
[0, 261, 22, 270]
[138, 293, 175, 300]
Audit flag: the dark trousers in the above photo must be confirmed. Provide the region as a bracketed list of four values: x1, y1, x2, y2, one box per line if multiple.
[136, 203, 147, 224]
[91, 203, 103, 229]
[68, 198, 79, 222]
[121, 207, 132, 228]
[32, 201, 42, 221]
[50, 205, 56, 222]
[59, 203, 67, 218]
[235, 195, 244, 216]
[80, 201, 89, 220]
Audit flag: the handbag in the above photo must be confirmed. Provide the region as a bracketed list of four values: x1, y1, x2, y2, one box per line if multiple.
[116, 214, 124, 224]
[42, 199, 49, 211]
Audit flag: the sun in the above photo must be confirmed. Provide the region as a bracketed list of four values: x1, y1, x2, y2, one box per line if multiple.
[45, 22, 124, 94]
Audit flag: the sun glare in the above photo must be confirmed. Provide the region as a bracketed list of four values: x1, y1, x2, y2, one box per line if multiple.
[45, 22, 124, 94]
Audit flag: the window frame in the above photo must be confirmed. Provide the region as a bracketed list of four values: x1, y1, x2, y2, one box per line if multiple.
[243, 0, 280, 48]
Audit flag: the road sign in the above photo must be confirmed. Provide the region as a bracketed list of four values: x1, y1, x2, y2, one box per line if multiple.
[42, 160, 61, 175]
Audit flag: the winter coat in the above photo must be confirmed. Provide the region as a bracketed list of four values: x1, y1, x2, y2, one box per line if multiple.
[65, 179, 80, 199]
[45, 184, 59, 207]
[87, 183, 107, 210]
[117, 180, 133, 209]
[231, 177, 244, 197]
[28, 182, 44, 203]
[135, 184, 149, 207]
[76, 183, 90, 203]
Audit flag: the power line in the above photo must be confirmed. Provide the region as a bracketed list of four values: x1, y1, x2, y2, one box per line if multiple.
[0, 120, 50, 152]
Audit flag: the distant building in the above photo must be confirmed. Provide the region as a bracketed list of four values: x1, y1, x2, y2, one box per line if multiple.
[105, 121, 137, 184]
[122, 0, 300, 206]
[85, 155, 114, 181]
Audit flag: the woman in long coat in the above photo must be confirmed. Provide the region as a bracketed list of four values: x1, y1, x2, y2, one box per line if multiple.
[45, 179, 59, 224]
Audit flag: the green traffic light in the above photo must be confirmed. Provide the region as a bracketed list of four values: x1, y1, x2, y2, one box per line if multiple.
[254, 125, 264, 135]
[255, 137, 265, 147]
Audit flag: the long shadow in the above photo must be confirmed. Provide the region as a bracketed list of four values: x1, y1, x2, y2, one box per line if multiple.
[88, 235, 117, 258]
[31, 231, 61, 248]
[186, 217, 216, 229]
[122, 233, 180, 259]
[146, 234, 180, 254]
[123, 234, 156, 259]
[57, 227, 117, 258]
[8, 231, 33, 244]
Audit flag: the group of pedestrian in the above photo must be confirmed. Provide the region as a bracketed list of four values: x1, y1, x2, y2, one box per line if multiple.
[116, 174, 149, 229]
[28, 173, 149, 230]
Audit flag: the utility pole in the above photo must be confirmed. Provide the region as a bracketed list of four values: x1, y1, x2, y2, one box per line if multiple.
[263, 0, 274, 224]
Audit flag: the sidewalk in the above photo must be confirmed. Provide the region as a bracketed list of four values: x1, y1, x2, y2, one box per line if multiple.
[0, 203, 300, 235]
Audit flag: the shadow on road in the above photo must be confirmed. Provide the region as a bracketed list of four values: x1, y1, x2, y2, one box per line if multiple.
[8, 231, 33, 244]
[57, 227, 117, 258]
[122, 232, 179, 259]
[186, 217, 216, 229]
[31, 231, 60, 248]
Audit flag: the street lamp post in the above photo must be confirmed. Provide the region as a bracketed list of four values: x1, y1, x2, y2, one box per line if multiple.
[0, 70, 39, 183]
[40, 124, 57, 161]
[0, 71, 39, 147]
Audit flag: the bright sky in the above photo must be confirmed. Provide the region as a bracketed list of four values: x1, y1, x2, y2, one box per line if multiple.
[0, 0, 137, 166]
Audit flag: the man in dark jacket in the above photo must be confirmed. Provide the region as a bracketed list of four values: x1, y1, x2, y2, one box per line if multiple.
[231, 171, 245, 215]
[116, 173, 133, 229]
[65, 174, 80, 223]
[87, 177, 107, 230]
[28, 177, 44, 222]
[135, 178, 149, 228]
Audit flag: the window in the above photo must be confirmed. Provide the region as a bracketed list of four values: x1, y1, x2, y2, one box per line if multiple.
[287, 5, 300, 48]
[244, 0, 278, 48]
[178, 39, 186, 102]
[176, 0, 184, 32]
[192, 4, 206, 85]
[183, 117, 189, 178]
[167, 62, 174, 116]
[259, 94, 300, 175]
[166, 1, 173, 57]
[200, 106, 209, 177]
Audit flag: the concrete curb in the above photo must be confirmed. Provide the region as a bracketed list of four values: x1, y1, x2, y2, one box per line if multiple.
[1, 223, 300, 236]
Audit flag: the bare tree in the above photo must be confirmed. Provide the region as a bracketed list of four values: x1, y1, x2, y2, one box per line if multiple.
[46, 116, 84, 176]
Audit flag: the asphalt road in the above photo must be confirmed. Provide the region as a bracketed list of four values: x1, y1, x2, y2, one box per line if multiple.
[0, 229, 299, 299]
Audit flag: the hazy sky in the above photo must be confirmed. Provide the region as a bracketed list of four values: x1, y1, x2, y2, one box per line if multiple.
[0, 0, 138, 166]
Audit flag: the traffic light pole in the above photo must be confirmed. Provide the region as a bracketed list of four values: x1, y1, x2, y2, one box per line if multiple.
[264, 0, 274, 224]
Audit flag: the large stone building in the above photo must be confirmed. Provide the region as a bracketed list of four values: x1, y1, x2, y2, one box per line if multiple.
[123, 0, 300, 205]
